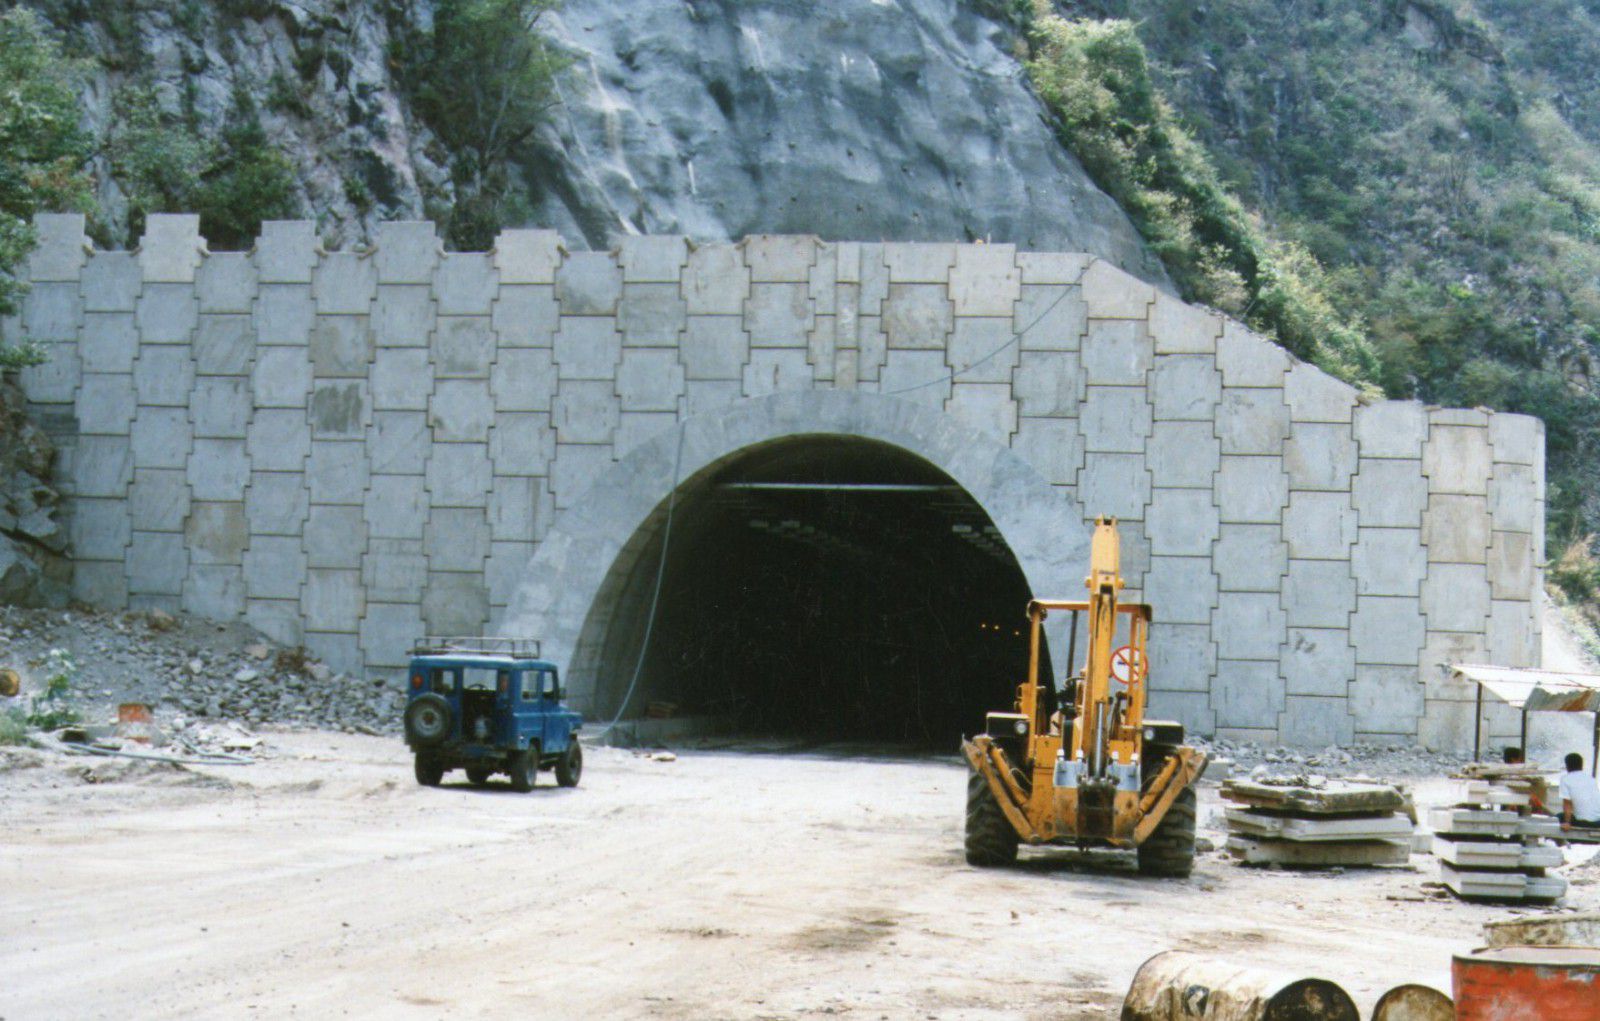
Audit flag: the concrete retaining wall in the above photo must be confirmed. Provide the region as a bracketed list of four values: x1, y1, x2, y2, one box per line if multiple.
[4, 213, 1545, 749]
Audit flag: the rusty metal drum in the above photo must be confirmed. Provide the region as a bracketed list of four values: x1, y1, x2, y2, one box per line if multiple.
[1371, 984, 1453, 1021]
[1122, 950, 1359, 1021]
[1452, 947, 1600, 1021]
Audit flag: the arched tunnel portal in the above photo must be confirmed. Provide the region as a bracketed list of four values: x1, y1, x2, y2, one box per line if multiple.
[579, 435, 1047, 746]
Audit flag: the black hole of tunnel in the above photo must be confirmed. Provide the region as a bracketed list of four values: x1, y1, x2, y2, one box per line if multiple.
[591, 437, 1048, 749]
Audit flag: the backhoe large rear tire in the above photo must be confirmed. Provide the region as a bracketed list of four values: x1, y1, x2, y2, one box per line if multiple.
[965, 770, 1019, 867]
[1136, 784, 1197, 878]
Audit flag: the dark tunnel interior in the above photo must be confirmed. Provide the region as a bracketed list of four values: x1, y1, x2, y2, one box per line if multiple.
[582, 436, 1051, 748]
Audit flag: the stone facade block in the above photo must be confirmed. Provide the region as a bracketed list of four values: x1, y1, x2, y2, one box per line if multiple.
[1213, 660, 1285, 730]
[371, 348, 434, 411]
[434, 316, 495, 378]
[1215, 456, 1287, 524]
[947, 317, 1019, 384]
[1216, 323, 1290, 387]
[252, 347, 312, 409]
[130, 408, 191, 469]
[425, 507, 490, 573]
[1147, 622, 1216, 692]
[1214, 524, 1288, 592]
[1080, 386, 1151, 453]
[1078, 453, 1152, 521]
[435, 253, 499, 316]
[70, 498, 131, 560]
[1014, 284, 1086, 351]
[883, 284, 952, 350]
[196, 254, 257, 314]
[135, 284, 197, 344]
[1285, 423, 1357, 491]
[489, 412, 556, 476]
[553, 381, 619, 445]
[1280, 696, 1354, 747]
[1284, 490, 1356, 560]
[1149, 291, 1221, 354]
[194, 315, 254, 376]
[1149, 355, 1220, 421]
[1146, 488, 1219, 556]
[1423, 495, 1491, 564]
[77, 374, 136, 436]
[309, 316, 372, 378]
[127, 531, 187, 596]
[1351, 596, 1425, 666]
[429, 380, 494, 443]
[255, 285, 315, 346]
[1012, 351, 1080, 417]
[421, 571, 489, 635]
[493, 286, 559, 347]
[373, 222, 440, 284]
[245, 472, 308, 536]
[312, 253, 377, 314]
[1214, 592, 1287, 660]
[1082, 319, 1152, 385]
[1283, 628, 1355, 697]
[1487, 463, 1538, 534]
[129, 468, 189, 532]
[882, 243, 956, 283]
[82, 253, 142, 313]
[1350, 666, 1423, 735]
[1009, 418, 1082, 485]
[493, 229, 562, 284]
[188, 439, 249, 501]
[372, 285, 435, 347]
[549, 443, 614, 510]
[1426, 424, 1492, 496]
[1422, 563, 1491, 632]
[946, 383, 1017, 436]
[365, 475, 429, 540]
[1145, 421, 1220, 490]
[619, 283, 687, 347]
[555, 252, 622, 316]
[133, 347, 195, 408]
[1352, 459, 1428, 528]
[681, 317, 749, 381]
[80, 313, 138, 372]
[1284, 363, 1358, 424]
[1143, 556, 1218, 625]
[554, 316, 622, 380]
[304, 504, 367, 569]
[682, 243, 748, 315]
[949, 244, 1019, 316]
[254, 221, 317, 283]
[1354, 401, 1427, 459]
[1283, 559, 1356, 628]
[617, 349, 685, 412]
[1353, 528, 1427, 597]
[306, 441, 369, 506]
[303, 568, 364, 632]
[746, 283, 813, 347]
[242, 535, 307, 600]
[186, 501, 248, 565]
[743, 348, 813, 397]
[1080, 260, 1153, 319]
[138, 214, 202, 283]
[1217, 388, 1290, 455]
[619, 235, 689, 283]
[426, 442, 492, 507]
[309, 381, 368, 440]
[247, 409, 310, 472]
[72, 437, 133, 497]
[1488, 531, 1534, 601]
[1489, 413, 1541, 465]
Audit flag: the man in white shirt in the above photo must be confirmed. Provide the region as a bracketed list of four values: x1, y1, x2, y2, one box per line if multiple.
[1559, 752, 1600, 830]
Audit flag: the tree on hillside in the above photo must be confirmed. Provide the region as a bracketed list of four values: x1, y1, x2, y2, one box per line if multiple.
[393, 0, 567, 250]
[0, 7, 92, 365]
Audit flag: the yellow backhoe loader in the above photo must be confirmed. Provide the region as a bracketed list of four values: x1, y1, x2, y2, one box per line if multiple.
[961, 516, 1207, 875]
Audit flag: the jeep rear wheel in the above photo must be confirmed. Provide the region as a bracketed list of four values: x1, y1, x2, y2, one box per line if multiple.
[465, 766, 492, 787]
[507, 745, 537, 792]
[414, 755, 443, 787]
[964, 770, 1019, 867]
[556, 738, 583, 788]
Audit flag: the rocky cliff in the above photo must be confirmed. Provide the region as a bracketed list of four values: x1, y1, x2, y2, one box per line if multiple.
[0, 377, 67, 606]
[35, 0, 1165, 282]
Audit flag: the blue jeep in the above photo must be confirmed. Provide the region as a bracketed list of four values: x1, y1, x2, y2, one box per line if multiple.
[402, 637, 582, 792]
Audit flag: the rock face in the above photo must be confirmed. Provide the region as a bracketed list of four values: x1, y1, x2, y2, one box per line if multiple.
[0, 377, 67, 607]
[37, 0, 1166, 283]
[529, 0, 1167, 280]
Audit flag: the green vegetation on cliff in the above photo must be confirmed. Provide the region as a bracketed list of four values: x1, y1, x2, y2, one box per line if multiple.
[0, 7, 90, 348]
[1028, 0, 1600, 589]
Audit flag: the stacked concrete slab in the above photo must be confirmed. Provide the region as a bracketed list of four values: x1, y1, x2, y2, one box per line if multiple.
[2, 213, 1546, 749]
[1431, 771, 1566, 901]
[1222, 777, 1414, 867]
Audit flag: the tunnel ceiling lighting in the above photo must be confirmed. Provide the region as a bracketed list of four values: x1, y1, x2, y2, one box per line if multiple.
[718, 482, 958, 492]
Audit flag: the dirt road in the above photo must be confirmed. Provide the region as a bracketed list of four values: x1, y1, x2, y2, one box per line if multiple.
[0, 735, 1587, 1020]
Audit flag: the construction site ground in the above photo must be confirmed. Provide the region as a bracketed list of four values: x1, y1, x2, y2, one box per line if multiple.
[4, 734, 1596, 1021]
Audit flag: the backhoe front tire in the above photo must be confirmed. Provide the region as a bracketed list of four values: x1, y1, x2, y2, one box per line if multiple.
[965, 770, 1019, 867]
[1136, 784, 1197, 878]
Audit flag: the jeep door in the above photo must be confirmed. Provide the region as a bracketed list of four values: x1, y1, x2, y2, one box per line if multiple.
[538, 668, 568, 753]
[514, 669, 542, 749]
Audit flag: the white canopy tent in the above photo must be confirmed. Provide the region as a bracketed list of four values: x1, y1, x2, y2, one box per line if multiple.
[1452, 664, 1600, 773]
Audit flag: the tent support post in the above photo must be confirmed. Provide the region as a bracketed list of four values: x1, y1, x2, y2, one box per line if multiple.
[1474, 682, 1484, 761]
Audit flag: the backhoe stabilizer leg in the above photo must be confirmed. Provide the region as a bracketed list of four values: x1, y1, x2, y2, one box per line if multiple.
[961, 737, 1042, 843]
[1133, 748, 1208, 845]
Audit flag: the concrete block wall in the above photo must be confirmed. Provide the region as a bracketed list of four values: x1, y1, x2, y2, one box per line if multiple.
[5, 214, 1546, 749]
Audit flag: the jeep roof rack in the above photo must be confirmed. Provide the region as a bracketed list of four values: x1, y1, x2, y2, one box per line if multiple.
[409, 636, 542, 659]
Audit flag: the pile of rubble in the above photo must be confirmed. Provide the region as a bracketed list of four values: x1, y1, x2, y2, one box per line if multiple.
[0, 605, 402, 735]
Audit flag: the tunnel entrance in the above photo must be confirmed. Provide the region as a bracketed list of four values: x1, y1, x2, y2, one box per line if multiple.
[579, 435, 1047, 748]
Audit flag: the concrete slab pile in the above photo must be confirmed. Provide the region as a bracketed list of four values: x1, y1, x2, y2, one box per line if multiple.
[1222, 777, 1415, 867]
[1431, 772, 1567, 902]
[3, 213, 1549, 749]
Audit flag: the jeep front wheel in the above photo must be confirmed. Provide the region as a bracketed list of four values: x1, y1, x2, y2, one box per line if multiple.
[507, 745, 538, 792]
[414, 755, 443, 787]
[556, 738, 583, 788]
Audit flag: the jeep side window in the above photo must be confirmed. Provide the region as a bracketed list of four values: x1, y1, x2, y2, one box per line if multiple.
[541, 670, 559, 700]
[430, 669, 453, 694]
[519, 672, 536, 702]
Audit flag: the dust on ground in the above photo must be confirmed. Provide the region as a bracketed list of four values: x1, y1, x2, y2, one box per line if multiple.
[2, 732, 1594, 1021]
